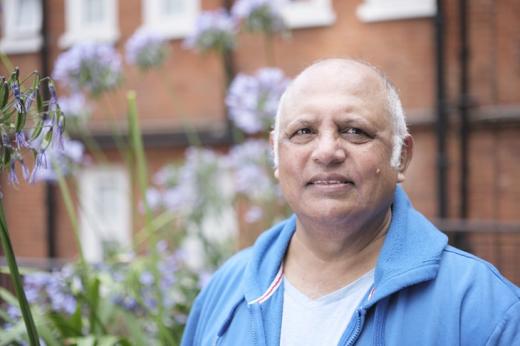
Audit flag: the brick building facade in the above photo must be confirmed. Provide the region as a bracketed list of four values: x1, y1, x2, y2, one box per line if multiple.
[1, 0, 519, 283]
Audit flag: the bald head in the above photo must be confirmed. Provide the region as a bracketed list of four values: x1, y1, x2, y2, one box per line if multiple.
[272, 59, 408, 168]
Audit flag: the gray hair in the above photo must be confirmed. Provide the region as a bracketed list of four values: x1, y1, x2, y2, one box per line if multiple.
[272, 59, 409, 169]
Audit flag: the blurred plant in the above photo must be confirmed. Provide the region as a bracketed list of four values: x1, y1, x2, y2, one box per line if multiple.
[0, 68, 68, 345]
[30, 136, 85, 182]
[125, 29, 170, 71]
[183, 8, 237, 54]
[232, 0, 288, 65]
[226, 67, 290, 134]
[58, 92, 91, 132]
[0, 241, 206, 345]
[225, 139, 287, 224]
[232, 0, 287, 35]
[52, 42, 122, 97]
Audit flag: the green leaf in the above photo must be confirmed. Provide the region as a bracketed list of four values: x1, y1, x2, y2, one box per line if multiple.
[0, 318, 27, 346]
[75, 335, 96, 346]
[40, 127, 53, 151]
[95, 335, 120, 346]
[1, 147, 10, 166]
[47, 311, 82, 337]
[31, 119, 43, 141]
[113, 309, 148, 345]
[36, 87, 43, 114]
[0, 287, 19, 307]
[86, 277, 101, 334]
[15, 111, 26, 133]
[0, 81, 8, 109]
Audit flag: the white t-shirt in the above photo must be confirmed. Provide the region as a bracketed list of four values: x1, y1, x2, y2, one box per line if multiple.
[280, 269, 375, 346]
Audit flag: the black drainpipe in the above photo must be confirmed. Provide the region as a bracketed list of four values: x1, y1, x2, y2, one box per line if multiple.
[435, 0, 449, 219]
[40, 0, 57, 260]
[458, 0, 470, 219]
[455, 0, 471, 249]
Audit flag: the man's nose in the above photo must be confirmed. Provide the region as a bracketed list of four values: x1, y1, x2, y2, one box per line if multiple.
[311, 133, 346, 166]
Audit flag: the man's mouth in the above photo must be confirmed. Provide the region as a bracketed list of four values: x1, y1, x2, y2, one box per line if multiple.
[307, 174, 353, 186]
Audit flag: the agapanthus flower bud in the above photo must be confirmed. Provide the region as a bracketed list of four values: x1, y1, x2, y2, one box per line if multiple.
[53, 42, 122, 97]
[8, 161, 19, 185]
[183, 9, 237, 53]
[226, 67, 289, 134]
[125, 29, 169, 70]
[232, 0, 287, 34]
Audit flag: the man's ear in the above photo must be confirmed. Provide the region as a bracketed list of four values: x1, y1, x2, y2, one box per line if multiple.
[269, 130, 279, 179]
[397, 135, 414, 183]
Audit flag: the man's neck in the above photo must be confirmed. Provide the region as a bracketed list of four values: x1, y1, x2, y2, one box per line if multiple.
[283, 209, 391, 299]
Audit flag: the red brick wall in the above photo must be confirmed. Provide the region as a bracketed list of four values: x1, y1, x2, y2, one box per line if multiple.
[1, 0, 519, 283]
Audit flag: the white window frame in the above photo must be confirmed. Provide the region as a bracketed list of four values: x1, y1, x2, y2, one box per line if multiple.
[357, 0, 436, 23]
[0, 0, 43, 54]
[78, 166, 131, 263]
[59, 0, 119, 48]
[280, 0, 336, 29]
[141, 0, 200, 40]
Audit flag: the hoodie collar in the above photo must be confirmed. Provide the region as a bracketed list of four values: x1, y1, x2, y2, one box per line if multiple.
[367, 185, 448, 306]
[241, 186, 448, 306]
[243, 215, 297, 304]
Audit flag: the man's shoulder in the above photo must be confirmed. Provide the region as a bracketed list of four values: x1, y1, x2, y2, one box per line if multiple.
[438, 245, 520, 300]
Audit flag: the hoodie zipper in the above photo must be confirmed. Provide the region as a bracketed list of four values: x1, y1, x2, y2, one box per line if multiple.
[345, 308, 367, 346]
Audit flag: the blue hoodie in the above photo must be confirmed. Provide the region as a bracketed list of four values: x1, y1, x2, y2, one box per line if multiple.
[182, 187, 520, 345]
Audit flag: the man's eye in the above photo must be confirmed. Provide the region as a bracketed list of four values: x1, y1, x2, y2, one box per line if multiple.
[342, 128, 371, 142]
[294, 128, 313, 136]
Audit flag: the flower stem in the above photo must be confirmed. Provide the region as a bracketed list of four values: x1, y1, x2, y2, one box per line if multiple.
[264, 34, 276, 67]
[126, 91, 153, 228]
[52, 162, 86, 266]
[0, 198, 40, 345]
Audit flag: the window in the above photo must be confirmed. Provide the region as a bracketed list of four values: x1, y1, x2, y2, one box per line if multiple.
[78, 166, 131, 262]
[280, 0, 336, 29]
[141, 0, 200, 39]
[0, 0, 43, 54]
[357, 0, 436, 22]
[59, 0, 119, 48]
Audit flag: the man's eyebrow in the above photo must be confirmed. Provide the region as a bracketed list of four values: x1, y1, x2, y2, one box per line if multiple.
[284, 118, 317, 129]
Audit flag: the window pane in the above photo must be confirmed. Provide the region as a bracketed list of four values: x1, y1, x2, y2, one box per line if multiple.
[162, 0, 185, 16]
[82, 0, 105, 25]
[15, 0, 37, 30]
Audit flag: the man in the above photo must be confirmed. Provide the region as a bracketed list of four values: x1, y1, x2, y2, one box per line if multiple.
[182, 59, 520, 345]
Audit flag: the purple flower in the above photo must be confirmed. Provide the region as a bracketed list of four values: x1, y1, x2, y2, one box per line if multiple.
[24, 89, 36, 111]
[29, 150, 48, 183]
[226, 67, 289, 134]
[151, 147, 226, 215]
[225, 139, 278, 199]
[10, 79, 23, 113]
[52, 42, 122, 97]
[31, 137, 85, 182]
[232, 0, 286, 34]
[183, 9, 237, 53]
[8, 161, 19, 185]
[58, 92, 91, 119]
[140, 271, 155, 286]
[125, 29, 169, 70]
[15, 131, 29, 149]
[245, 205, 264, 223]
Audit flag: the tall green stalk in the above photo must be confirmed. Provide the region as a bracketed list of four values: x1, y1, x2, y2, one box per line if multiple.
[53, 162, 86, 266]
[127, 91, 173, 343]
[0, 199, 40, 345]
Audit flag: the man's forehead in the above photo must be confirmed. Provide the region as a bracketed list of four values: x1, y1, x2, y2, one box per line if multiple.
[290, 59, 383, 93]
[279, 60, 387, 123]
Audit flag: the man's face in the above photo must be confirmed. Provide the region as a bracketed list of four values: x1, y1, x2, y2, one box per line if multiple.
[275, 63, 402, 226]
